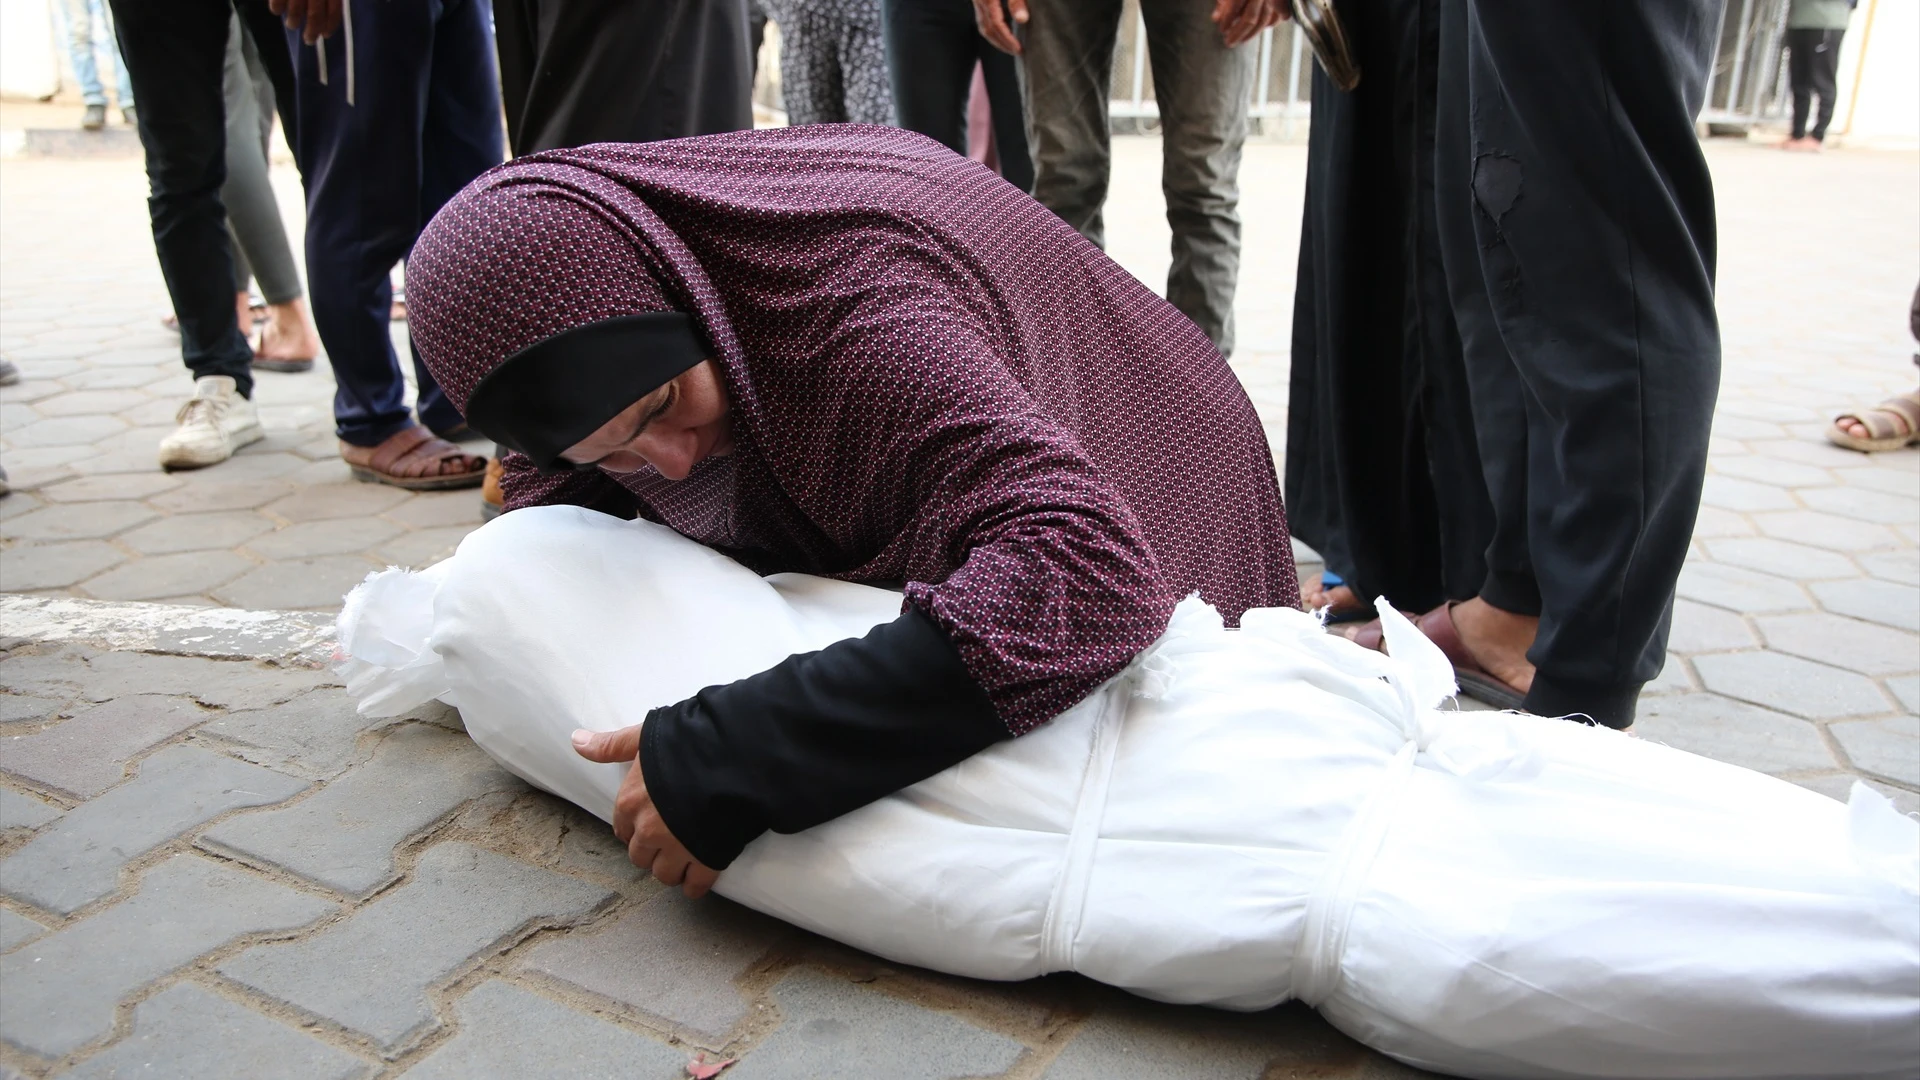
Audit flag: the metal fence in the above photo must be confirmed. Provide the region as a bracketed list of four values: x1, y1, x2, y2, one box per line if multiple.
[1704, 0, 1795, 128]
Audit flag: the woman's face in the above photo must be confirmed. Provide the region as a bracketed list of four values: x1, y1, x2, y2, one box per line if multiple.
[558, 359, 733, 480]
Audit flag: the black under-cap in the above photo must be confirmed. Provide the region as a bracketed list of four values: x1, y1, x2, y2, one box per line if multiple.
[463, 312, 707, 472]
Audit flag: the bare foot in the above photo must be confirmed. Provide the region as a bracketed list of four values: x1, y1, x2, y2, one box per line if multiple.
[256, 298, 321, 363]
[1448, 597, 1538, 695]
[1300, 573, 1364, 616]
[233, 291, 252, 333]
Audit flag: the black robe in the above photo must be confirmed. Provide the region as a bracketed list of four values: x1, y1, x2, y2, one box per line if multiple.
[1283, 0, 1491, 615]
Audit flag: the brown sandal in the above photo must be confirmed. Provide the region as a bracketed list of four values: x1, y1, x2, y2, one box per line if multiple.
[340, 425, 487, 491]
[1827, 390, 1920, 453]
[1341, 603, 1528, 711]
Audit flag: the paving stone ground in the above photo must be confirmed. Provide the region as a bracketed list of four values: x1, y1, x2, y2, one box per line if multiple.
[0, 135, 1915, 1077]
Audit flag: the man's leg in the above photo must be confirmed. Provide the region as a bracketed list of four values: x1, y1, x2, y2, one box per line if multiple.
[289, 0, 440, 448]
[1442, 0, 1723, 728]
[106, 0, 254, 397]
[60, 0, 107, 106]
[1138, 0, 1254, 355]
[976, 30, 1033, 191]
[412, 0, 506, 436]
[1785, 27, 1814, 141]
[96, 0, 134, 111]
[1019, 0, 1124, 247]
[883, 0, 979, 155]
[1809, 28, 1843, 142]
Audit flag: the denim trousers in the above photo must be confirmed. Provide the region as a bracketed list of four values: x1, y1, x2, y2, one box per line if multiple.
[59, 0, 133, 108]
[1018, 0, 1253, 355]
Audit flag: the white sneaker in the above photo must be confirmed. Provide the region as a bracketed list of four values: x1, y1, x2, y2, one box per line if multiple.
[157, 375, 264, 470]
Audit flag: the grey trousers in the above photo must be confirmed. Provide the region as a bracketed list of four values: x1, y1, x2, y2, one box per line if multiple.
[1018, 0, 1253, 355]
[222, 12, 303, 304]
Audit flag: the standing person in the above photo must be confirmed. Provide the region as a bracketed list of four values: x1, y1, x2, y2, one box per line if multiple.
[220, 12, 321, 372]
[1782, 0, 1853, 152]
[59, 0, 134, 130]
[766, 0, 895, 125]
[107, 0, 311, 472]
[1332, 0, 1723, 730]
[284, 0, 502, 489]
[881, 0, 1032, 191]
[971, 0, 1283, 356]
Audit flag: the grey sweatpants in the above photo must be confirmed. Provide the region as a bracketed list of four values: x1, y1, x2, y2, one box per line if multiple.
[1018, 0, 1253, 355]
[221, 12, 303, 304]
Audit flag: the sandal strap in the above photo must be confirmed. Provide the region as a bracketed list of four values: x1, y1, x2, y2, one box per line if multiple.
[1879, 392, 1920, 432]
[365, 426, 436, 474]
[1835, 395, 1920, 441]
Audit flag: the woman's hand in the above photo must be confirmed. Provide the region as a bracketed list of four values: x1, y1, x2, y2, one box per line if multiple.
[572, 726, 719, 898]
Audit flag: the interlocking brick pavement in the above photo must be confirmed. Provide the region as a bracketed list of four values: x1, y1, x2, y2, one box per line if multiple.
[0, 136, 1915, 1077]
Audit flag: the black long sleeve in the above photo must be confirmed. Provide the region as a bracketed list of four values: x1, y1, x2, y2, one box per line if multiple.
[638, 607, 1006, 870]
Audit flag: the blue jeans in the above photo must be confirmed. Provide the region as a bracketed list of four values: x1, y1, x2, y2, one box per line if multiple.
[59, 0, 133, 108]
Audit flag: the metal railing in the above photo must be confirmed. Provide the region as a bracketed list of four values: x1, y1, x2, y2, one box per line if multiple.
[1704, 0, 1794, 127]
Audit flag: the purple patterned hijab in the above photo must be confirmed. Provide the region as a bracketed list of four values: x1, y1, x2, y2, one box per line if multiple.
[407, 126, 1297, 733]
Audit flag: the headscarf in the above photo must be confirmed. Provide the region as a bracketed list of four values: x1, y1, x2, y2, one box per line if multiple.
[408, 126, 1298, 733]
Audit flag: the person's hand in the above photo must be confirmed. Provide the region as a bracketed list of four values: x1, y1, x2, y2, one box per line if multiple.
[1212, 0, 1289, 49]
[973, 0, 1029, 56]
[572, 726, 719, 898]
[269, 0, 344, 45]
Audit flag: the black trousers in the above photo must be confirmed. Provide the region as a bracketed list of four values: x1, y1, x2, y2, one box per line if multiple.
[1787, 27, 1844, 142]
[107, 0, 292, 399]
[879, 0, 1033, 192]
[1435, 0, 1723, 727]
[493, 0, 753, 154]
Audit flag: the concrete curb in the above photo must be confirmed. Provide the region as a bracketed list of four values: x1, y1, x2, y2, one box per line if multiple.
[0, 594, 334, 664]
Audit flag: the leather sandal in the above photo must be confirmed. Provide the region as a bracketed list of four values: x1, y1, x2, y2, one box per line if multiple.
[1340, 603, 1528, 710]
[340, 425, 487, 491]
[1827, 390, 1920, 453]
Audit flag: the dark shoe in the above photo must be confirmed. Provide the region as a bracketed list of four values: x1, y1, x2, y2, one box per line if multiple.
[120, 105, 137, 127]
[81, 104, 106, 131]
[251, 356, 314, 373]
[0, 358, 20, 386]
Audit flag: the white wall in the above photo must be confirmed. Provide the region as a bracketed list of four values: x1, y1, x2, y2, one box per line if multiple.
[0, 0, 60, 99]
[1835, 0, 1919, 149]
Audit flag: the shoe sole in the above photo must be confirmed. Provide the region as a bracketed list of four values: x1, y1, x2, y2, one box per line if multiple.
[253, 358, 314, 373]
[158, 421, 265, 471]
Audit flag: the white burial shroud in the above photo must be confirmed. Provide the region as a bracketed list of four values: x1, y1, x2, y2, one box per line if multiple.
[337, 507, 1919, 1080]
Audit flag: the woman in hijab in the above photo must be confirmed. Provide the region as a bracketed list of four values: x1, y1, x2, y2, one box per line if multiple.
[405, 125, 1298, 895]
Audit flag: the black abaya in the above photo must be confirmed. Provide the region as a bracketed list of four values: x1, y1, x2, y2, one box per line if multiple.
[492, 0, 755, 155]
[1284, 0, 1491, 615]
